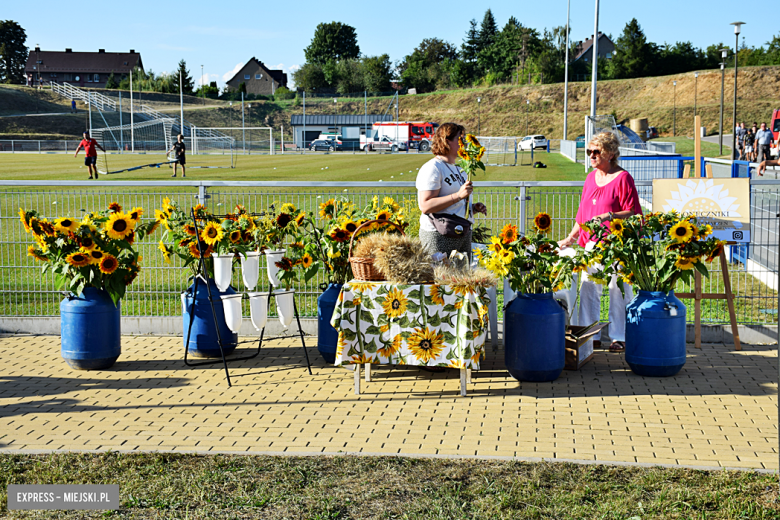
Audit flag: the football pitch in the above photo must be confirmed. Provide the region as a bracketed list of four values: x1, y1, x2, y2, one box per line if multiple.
[0, 151, 586, 183]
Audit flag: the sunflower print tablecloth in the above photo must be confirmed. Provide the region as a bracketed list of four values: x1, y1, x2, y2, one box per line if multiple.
[330, 281, 491, 369]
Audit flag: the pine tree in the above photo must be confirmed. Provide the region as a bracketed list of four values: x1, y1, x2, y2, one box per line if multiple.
[0, 20, 28, 84]
[477, 9, 498, 53]
[176, 59, 194, 94]
[610, 18, 653, 79]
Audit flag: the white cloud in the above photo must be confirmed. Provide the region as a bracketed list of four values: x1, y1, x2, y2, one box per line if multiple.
[222, 62, 243, 82]
[287, 64, 300, 73]
[198, 73, 218, 86]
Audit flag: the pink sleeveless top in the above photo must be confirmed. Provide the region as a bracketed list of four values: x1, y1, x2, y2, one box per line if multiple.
[575, 170, 643, 247]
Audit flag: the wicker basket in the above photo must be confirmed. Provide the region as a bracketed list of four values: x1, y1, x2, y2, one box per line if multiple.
[348, 219, 406, 281]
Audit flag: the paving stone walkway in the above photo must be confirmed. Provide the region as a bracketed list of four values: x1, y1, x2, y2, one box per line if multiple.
[0, 335, 776, 470]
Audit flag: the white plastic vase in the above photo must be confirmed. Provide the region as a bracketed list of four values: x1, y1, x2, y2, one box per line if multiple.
[265, 249, 286, 287]
[247, 292, 269, 331]
[212, 253, 234, 292]
[275, 289, 295, 328]
[241, 251, 261, 291]
[220, 293, 243, 333]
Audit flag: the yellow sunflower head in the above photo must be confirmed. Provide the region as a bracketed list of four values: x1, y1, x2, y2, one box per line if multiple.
[319, 199, 336, 219]
[534, 212, 552, 233]
[27, 245, 48, 262]
[294, 212, 306, 226]
[408, 326, 445, 364]
[376, 210, 391, 221]
[19, 208, 32, 233]
[674, 256, 697, 271]
[158, 240, 172, 264]
[281, 203, 297, 214]
[499, 224, 518, 244]
[99, 254, 119, 274]
[610, 218, 625, 237]
[200, 222, 224, 245]
[105, 212, 135, 240]
[669, 222, 694, 243]
[88, 249, 104, 264]
[183, 223, 198, 236]
[229, 230, 242, 244]
[301, 253, 314, 269]
[108, 202, 122, 213]
[54, 217, 79, 234]
[382, 287, 409, 319]
[128, 207, 144, 222]
[66, 251, 91, 267]
[707, 240, 727, 262]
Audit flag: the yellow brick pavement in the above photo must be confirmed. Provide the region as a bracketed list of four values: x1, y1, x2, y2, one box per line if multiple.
[0, 334, 777, 470]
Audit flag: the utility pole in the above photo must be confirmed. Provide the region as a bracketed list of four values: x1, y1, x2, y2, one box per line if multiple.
[731, 22, 745, 159]
[589, 0, 600, 118]
[719, 48, 729, 156]
[201, 64, 204, 105]
[673, 81, 677, 137]
[130, 66, 134, 152]
[563, 0, 571, 140]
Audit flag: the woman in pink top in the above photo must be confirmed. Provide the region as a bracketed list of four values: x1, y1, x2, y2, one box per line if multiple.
[558, 132, 642, 352]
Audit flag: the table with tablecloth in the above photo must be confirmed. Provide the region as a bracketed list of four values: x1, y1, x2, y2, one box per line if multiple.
[330, 280, 492, 395]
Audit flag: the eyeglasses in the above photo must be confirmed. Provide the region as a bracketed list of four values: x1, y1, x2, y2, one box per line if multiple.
[586, 149, 602, 157]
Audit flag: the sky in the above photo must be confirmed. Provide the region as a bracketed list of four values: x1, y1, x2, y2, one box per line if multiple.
[5, 1, 773, 89]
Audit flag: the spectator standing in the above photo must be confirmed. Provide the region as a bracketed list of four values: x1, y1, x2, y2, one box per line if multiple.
[736, 122, 747, 160]
[71, 99, 77, 113]
[755, 122, 774, 164]
[166, 134, 187, 177]
[745, 129, 755, 162]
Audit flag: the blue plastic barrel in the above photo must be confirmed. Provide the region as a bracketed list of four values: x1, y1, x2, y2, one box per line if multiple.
[625, 290, 687, 377]
[60, 287, 121, 370]
[182, 279, 238, 358]
[317, 283, 343, 364]
[504, 292, 565, 382]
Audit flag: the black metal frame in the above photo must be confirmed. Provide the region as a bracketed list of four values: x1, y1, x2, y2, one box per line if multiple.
[182, 208, 312, 386]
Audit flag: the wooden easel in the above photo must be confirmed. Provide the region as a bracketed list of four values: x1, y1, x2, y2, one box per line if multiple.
[675, 115, 742, 351]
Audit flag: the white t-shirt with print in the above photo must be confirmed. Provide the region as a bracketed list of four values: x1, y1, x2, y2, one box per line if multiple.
[415, 156, 472, 232]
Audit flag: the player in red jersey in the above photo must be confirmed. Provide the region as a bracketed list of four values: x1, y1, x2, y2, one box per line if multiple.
[74, 131, 105, 179]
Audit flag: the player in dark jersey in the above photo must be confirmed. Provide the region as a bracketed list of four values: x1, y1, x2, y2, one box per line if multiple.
[74, 131, 105, 179]
[167, 134, 186, 177]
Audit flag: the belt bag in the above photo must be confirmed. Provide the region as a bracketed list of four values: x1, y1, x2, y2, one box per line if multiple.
[427, 212, 472, 238]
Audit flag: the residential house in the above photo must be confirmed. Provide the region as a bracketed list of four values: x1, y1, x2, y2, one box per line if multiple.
[573, 32, 616, 63]
[225, 58, 287, 96]
[25, 47, 143, 88]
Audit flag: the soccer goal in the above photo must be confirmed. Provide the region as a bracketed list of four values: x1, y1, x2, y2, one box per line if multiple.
[92, 119, 177, 174]
[193, 127, 272, 167]
[585, 115, 619, 147]
[476, 136, 518, 167]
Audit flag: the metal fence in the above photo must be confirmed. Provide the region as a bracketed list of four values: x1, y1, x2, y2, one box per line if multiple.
[2, 180, 779, 326]
[560, 140, 578, 163]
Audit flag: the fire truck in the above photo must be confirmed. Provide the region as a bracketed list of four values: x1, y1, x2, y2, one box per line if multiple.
[360, 121, 438, 151]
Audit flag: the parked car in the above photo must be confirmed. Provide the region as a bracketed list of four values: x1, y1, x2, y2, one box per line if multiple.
[575, 134, 586, 148]
[310, 139, 342, 152]
[518, 135, 548, 151]
[646, 126, 659, 139]
[366, 135, 407, 152]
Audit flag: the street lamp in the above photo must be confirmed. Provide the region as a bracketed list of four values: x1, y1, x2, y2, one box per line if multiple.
[731, 21, 745, 159]
[694, 71, 699, 117]
[333, 98, 337, 135]
[200, 64, 204, 105]
[228, 101, 233, 130]
[477, 97, 481, 136]
[719, 48, 729, 156]
[673, 81, 677, 137]
[526, 99, 530, 136]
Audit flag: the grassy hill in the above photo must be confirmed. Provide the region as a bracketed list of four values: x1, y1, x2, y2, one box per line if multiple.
[2, 65, 778, 141]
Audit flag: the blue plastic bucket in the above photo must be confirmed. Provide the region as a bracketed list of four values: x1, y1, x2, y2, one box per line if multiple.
[182, 279, 238, 358]
[625, 290, 687, 377]
[60, 287, 121, 370]
[504, 292, 565, 382]
[317, 283, 343, 364]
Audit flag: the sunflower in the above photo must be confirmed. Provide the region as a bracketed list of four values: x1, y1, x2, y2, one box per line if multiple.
[610, 218, 625, 237]
[281, 203, 297, 214]
[19, 208, 32, 233]
[537, 242, 555, 254]
[28, 217, 42, 236]
[429, 284, 445, 306]
[707, 240, 727, 262]
[319, 198, 336, 219]
[99, 254, 119, 274]
[275, 257, 294, 271]
[476, 146, 486, 161]
[408, 326, 445, 364]
[39, 219, 55, 236]
[183, 223, 198, 236]
[301, 253, 314, 269]
[188, 241, 213, 258]
[499, 224, 518, 244]
[294, 212, 306, 226]
[200, 222, 224, 245]
[534, 212, 552, 233]
[108, 202, 122, 213]
[161, 197, 173, 214]
[382, 287, 408, 318]
[154, 209, 169, 224]
[66, 251, 91, 267]
[674, 256, 696, 270]
[125, 230, 135, 245]
[88, 249, 105, 264]
[229, 230, 242, 244]
[158, 241, 172, 264]
[54, 217, 78, 234]
[498, 248, 515, 264]
[377, 334, 403, 359]
[375, 210, 391, 221]
[27, 245, 47, 262]
[276, 213, 293, 228]
[700, 224, 713, 238]
[77, 234, 96, 251]
[457, 147, 469, 161]
[179, 237, 192, 248]
[466, 134, 480, 147]
[146, 220, 161, 235]
[329, 227, 349, 243]
[105, 212, 135, 240]
[669, 221, 694, 243]
[488, 236, 504, 253]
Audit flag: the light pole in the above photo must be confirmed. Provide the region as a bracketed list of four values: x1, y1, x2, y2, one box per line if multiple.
[247, 104, 252, 153]
[719, 48, 729, 156]
[589, 0, 600, 118]
[477, 97, 481, 136]
[200, 64, 204, 105]
[563, 0, 571, 139]
[731, 21, 745, 159]
[228, 101, 233, 130]
[694, 71, 699, 118]
[526, 99, 530, 136]
[673, 81, 676, 137]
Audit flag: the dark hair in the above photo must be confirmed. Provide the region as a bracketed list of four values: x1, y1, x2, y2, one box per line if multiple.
[431, 122, 465, 156]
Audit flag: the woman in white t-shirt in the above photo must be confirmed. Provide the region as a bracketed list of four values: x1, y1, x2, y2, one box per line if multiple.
[416, 122, 487, 257]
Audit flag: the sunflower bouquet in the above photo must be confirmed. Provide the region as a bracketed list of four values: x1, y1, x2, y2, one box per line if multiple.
[579, 212, 726, 293]
[479, 212, 590, 294]
[457, 133, 486, 219]
[303, 195, 408, 284]
[20, 203, 159, 304]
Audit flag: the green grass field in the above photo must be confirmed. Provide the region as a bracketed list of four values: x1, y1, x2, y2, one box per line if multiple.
[0, 150, 585, 182]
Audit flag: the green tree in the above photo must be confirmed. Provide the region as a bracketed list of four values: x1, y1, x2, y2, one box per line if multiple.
[398, 38, 457, 92]
[610, 18, 653, 79]
[457, 19, 480, 85]
[334, 59, 363, 94]
[477, 9, 498, 54]
[105, 72, 119, 89]
[304, 22, 360, 65]
[292, 62, 328, 92]
[0, 20, 27, 84]
[175, 59, 194, 94]
[361, 54, 392, 92]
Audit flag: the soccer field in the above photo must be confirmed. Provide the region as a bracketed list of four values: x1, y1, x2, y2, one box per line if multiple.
[0, 151, 586, 182]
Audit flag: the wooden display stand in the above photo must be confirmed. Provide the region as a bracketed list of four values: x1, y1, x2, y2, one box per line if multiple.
[675, 116, 742, 351]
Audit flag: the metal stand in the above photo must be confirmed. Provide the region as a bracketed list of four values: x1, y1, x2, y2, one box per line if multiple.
[181, 208, 312, 386]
